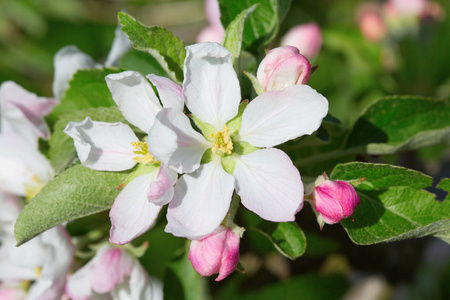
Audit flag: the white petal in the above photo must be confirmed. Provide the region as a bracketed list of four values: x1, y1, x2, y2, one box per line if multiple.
[239, 85, 328, 147]
[104, 23, 132, 67]
[165, 158, 235, 239]
[52, 45, 100, 99]
[109, 173, 163, 245]
[146, 75, 184, 110]
[111, 262, 153, 300]
[26, 278, 66, 300]
[65, 259, 95, 300]
[0, 81, 58, 139]
[39, 226, 74, 280]
[148, 164, 177, 206]
[64, 117, 138, 171]
[0, 236, 36, 281]
[183, 42, 241, 129]
[106, 71, 162, 132]
[148, 108, 210, 173]
[233, 148, 303, 222]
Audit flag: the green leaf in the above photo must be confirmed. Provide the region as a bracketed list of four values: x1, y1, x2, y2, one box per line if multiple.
[243, 70, 264, 95]
[438, 178, 450, 201]
[14, 164, 129, 245]
[345, 96, 450, 154]
[254, 221, 306, 260]
[49, 107, 127, 174]
[163, 245, 210, 300]
[222, 5, 257, 68]
[218, 0, 292, 52]
[227, 100, 248, 137]
[216, 273, 349, 300]
[118, 12, 186, 84]
[330, 162, 450, 245]
[48, 68, 123, 123]
[119, 49, 169, 77]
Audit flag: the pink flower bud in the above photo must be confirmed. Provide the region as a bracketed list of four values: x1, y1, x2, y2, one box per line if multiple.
[357, 5, 387, 42]
[313, 175, 360, 225]
[188, 225, 241, 281]
[256, 46, 311, 92]
[389, 0, 427, 17]
[280, 23, 322, 59]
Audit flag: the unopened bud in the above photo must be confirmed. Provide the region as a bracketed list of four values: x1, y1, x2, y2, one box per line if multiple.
[312, 173, 360, 227]
[188, 225, 242, 281]
[256, 46, 311, 92]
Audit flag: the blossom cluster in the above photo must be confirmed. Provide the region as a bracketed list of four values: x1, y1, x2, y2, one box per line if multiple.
[0, 7, 362, 299]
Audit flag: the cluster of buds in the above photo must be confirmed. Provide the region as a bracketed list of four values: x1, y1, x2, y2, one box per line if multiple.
[306, 173, 361, 228]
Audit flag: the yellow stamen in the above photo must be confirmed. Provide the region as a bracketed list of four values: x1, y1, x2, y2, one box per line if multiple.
[24, 175, 46, 202]
[34, 267, 43, 279]
[131, 141, 157, 164]
[210, 125, 233, 155]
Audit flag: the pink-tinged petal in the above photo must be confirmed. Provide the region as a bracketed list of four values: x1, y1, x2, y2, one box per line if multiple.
[189, 225, 240, 281]
[53, 46, 100, 99]
[104, 23, 132, 67]
[0, 81, 58, 139]
[280, 23, 322, 59]
[256, 46, 301, 89]
[90, 248, 134, 294]
[64, 117, 138, 171]
[165, 158, 235, 239]
[148, 108, 210, 173]
[27, 278, 66, 300]
[314, 180, 360, 224]
[183, 42, 241, 129]
[196, 26, 225, 43]
[259, 53, 311, 91]
[239, 85, 328, 148]
[0, 282, 26, 300]
[189, 226, 227, 277]
[146, 75, 184, 110]
[65, 258, 95, 300]
[234, 148, 303, 222]
[216, 228, 240, 281]
[148, 164, 177, 206]
[109, 173, 163, 245]
[205, 0, 222, 28]
[105, 71, 162, 132]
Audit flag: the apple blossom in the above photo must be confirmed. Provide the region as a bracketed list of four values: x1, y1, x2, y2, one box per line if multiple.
[280, 23, 322, 59]
[53, 23, 131, 99]
[0, 81, 57, 143]
[64, 70, 184, 245]
[357, 5, 387, 42]
[257, 46, 312, 92]
[65, 245, 161, 300]
[189, 225, 243, 281]
[308, 173, 360, 227]
[147, 42, 328, 239]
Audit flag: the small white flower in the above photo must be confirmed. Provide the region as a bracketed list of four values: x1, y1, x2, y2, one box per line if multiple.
[64, 71, 184, 245]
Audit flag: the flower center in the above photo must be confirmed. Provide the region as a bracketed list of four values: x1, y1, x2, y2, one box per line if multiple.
[210, 125, 233, 155]
[25, 175, 46, 202]
[131, 141, 156, 164]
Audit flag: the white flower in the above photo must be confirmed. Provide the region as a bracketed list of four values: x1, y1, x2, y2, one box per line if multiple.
[64, 71, 184, 245]
[65, 245, 161, 300]
[52, 23, 132, 99]
[148, 42, 329, 239]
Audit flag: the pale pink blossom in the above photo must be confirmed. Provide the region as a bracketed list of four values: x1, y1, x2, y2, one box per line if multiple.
[280, 23, 322, 59]
[357, 6, 387, 42]
[65, 245, 160, 300]
[197, 0, 224, 43]
[189, 225, 242, 281]
[257, 46, 311, 92]
[64, 71, 183, 245]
